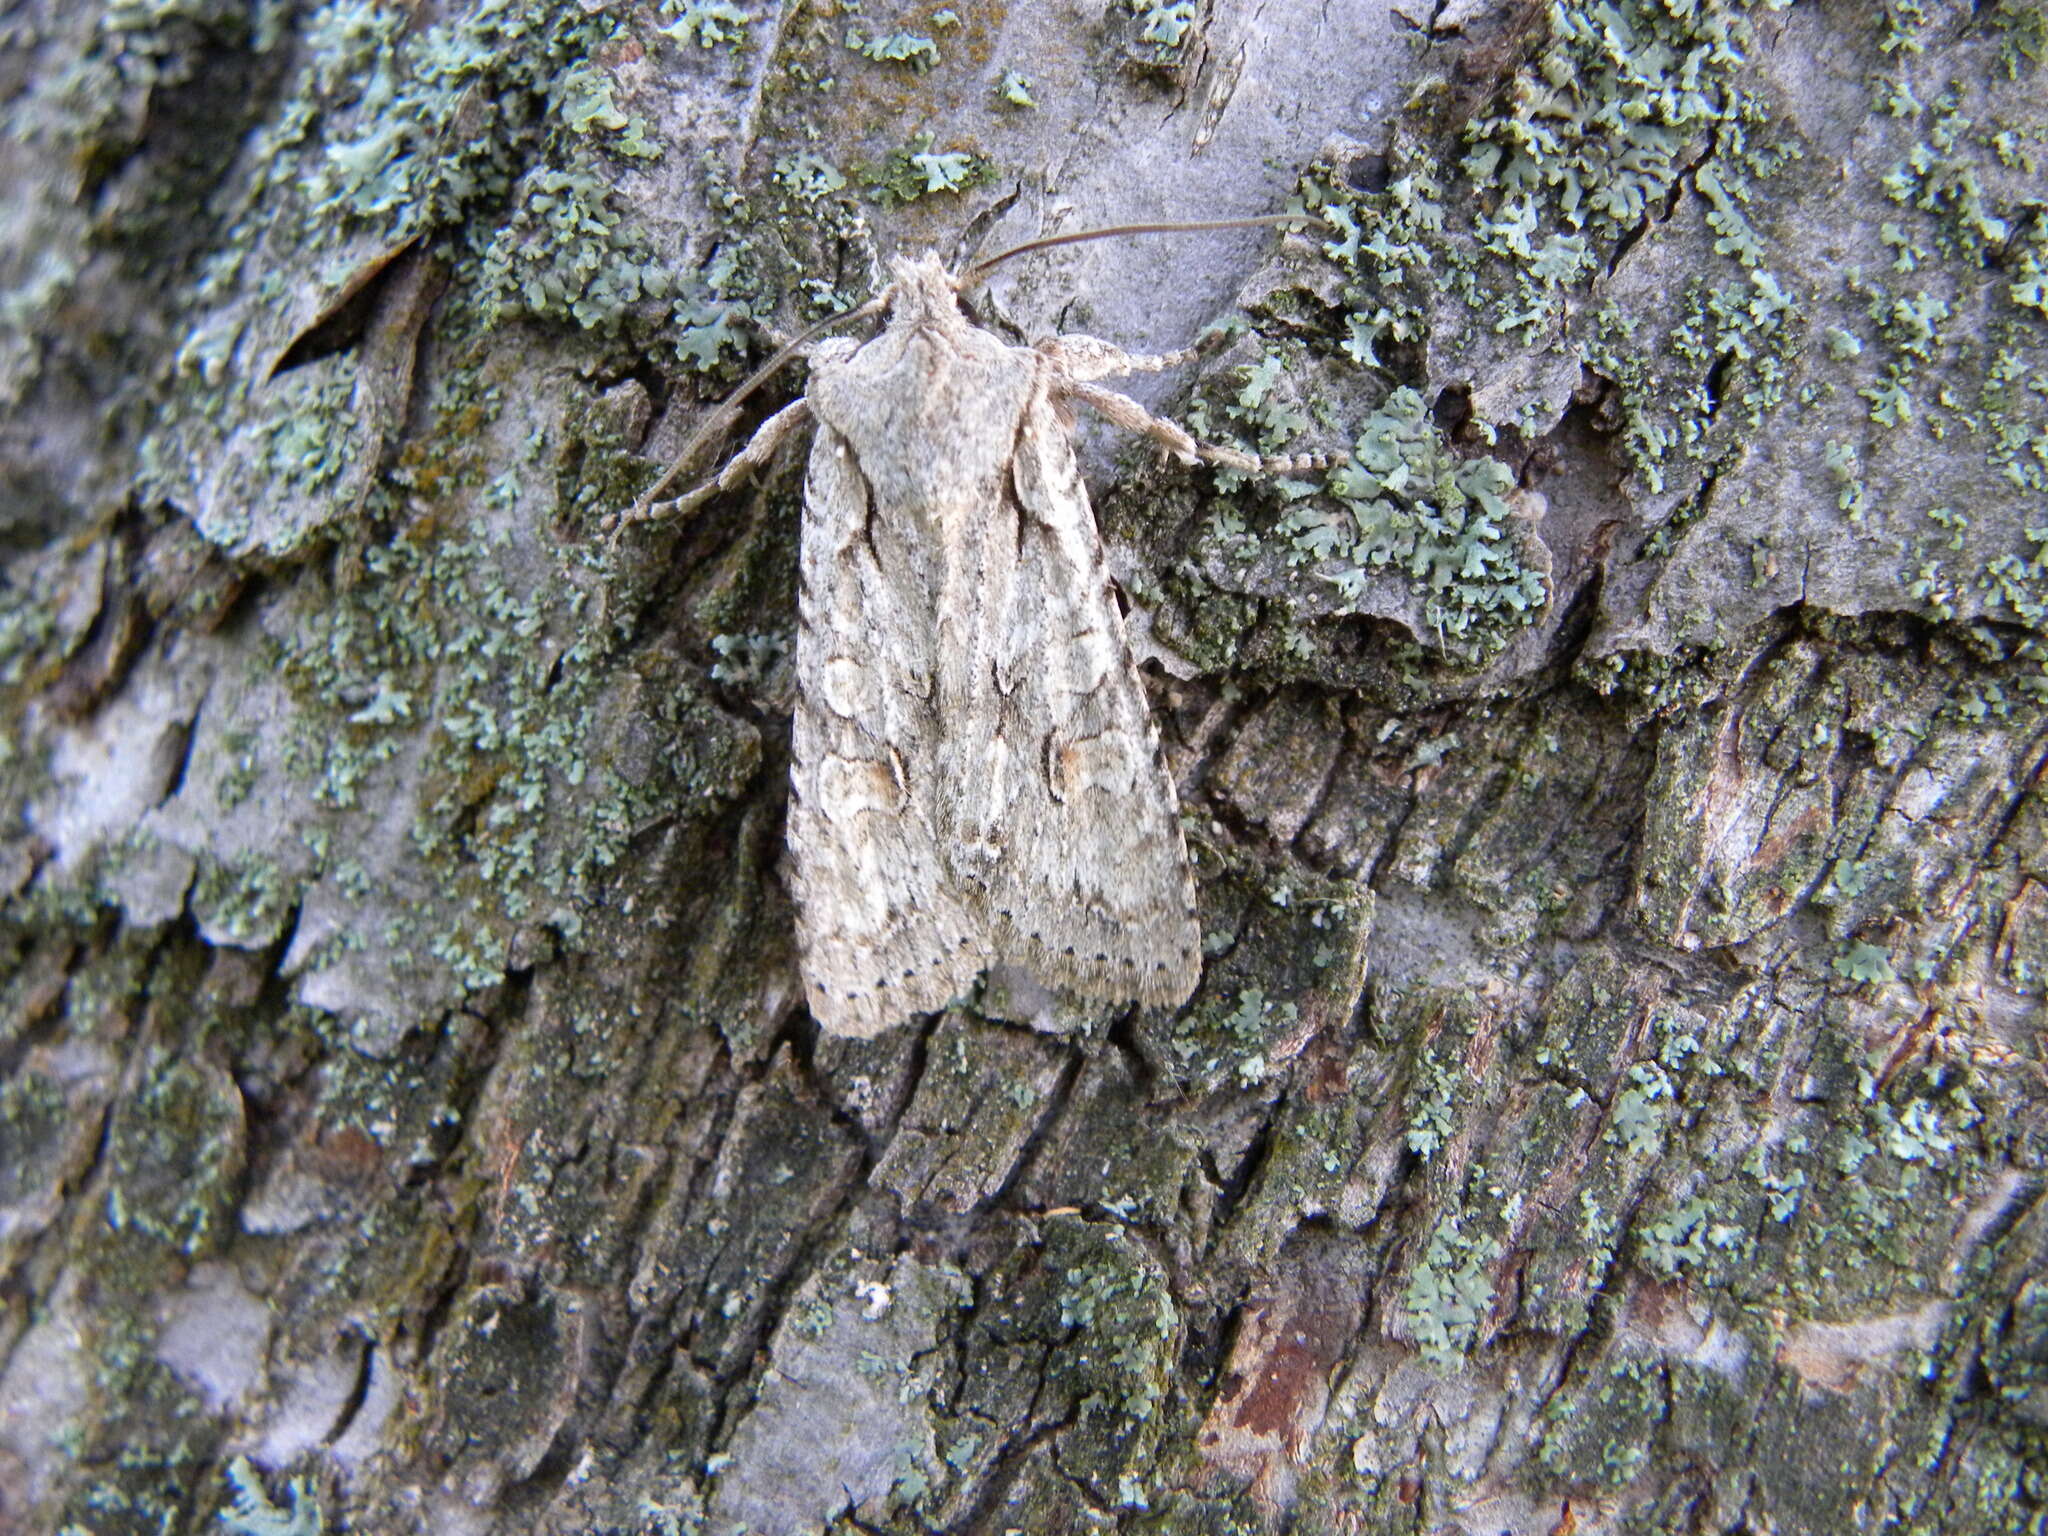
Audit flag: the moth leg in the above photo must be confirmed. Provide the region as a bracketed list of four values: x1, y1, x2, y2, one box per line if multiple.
[1037, 334, 1203, 383]
[1063, 380, 1327, 475]
[604, 395, 813, 544]
[706, 395, 813, 492]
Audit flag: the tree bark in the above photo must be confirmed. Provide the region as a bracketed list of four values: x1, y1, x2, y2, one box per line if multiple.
[1, 2, 2044, 1534]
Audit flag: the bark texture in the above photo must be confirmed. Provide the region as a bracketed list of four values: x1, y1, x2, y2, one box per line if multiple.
[1, 2, 2045, 1534]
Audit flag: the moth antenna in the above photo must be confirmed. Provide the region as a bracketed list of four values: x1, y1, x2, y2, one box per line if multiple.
[958, 211, 1327, 290]
[621, 292, 888, 519]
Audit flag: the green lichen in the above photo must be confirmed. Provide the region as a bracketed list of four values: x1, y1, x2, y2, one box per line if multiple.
[1608, 1062, 1676, 1161]
[255, 452, 758, 1001]
[0, 1069, 71, 1212]
[1056, 1226, 1179, 1423]
[219, 1457, 324, 1536]
[105, 1058, 244, 1257]
[1270, 0, 1809, 614]
[908, 151, 977, 195]
[1212, 352, 1313, 459]
[49, 1345, 222, 1536]
[293, 1, 651, 245]
[2008, 207, 2048, 315]
[1279, 386, 1545, 650]
[128, 0, 767, 573]
[0, 559, 62, 705]
[1990, 1, 2048, 74]
[1535, 1356, 1666, 1488]
[1404, 1045, 1458, 1158]
[660, 0, 749, 50]
[670, 244, 755, 373]
[1582, 264, 1800, 513]
[1880, 88, 2019, 264]
[1833, 938, 1899, 985]
[866, 138, 992, 204]
[1460, 1, 1788, 247]
[774, 151, 847, 202]
[1127, 0, 1196, 50]
[708, 631, 784, 687]
[1163, 983, 1298, 1089]
[191, 853, 294, 948]
[1638, 1193, 1744, 1276]
[1742, 1137, 1810, 1222]
[475, 158, 683, 336]
[848, 28, 939, 69]
[1300, 155, 1443, 375]
[555, 60, 652, 151]
[1839, 31, 2048, 644]
[1823, 438, 1869, 520]
[1401, 1215, 1499, 1370]
[246, 373, 361, 535]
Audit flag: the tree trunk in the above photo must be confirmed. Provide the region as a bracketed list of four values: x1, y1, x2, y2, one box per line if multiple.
[1, 2, 2043, 1533]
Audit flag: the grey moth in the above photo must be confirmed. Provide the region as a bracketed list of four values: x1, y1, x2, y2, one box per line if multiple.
[622, 224, 1314, 1037]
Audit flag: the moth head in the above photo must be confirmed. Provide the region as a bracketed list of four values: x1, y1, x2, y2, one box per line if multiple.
[883, 252, 969, 331]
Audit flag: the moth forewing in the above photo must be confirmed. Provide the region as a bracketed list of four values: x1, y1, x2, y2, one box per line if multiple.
[662, 226, 1322, 1037]
[781, 253, 1204, 1037]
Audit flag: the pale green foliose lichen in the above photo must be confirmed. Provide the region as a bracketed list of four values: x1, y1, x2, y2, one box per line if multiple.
[1280, 387, 1545, 645]
[660, 0, 749, 50]
[1402, 1215, 1500, 1370]
[1126, 0, 1196, 50]
[219, 1456, 324, 1536]
[848, 28, 939, 69]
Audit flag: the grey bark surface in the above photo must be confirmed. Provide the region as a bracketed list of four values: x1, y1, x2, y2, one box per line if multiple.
[1, 3, 2045, 1535]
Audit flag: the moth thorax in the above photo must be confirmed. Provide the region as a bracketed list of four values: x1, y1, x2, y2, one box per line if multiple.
[885, 253, 964, 329]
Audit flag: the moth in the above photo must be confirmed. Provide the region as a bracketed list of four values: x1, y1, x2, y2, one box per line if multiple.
[616, 218, 1318, 1037]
